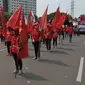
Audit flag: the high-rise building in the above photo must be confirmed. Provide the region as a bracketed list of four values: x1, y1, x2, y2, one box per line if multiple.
[8, 0, 36, 18]
[0, 0, 8, 12]
[3, 0, 8, 12]
[0, 0, 36, 19]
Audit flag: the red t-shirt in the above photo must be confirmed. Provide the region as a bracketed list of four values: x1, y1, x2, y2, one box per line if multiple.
[6, 31, 12, 42]
[44, 27, 52, 39]
[31, 28, 41, 42]
[68, 27, 74, 35]
[11, 35, 18, 53]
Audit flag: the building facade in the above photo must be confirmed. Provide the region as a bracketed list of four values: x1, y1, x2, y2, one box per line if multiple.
[8, 0, 36, 18]
[0, 0, 36, 19]
[3, 0, 8, 12]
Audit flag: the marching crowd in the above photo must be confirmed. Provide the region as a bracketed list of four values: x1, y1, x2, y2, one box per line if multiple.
[0, 21, 74, 75]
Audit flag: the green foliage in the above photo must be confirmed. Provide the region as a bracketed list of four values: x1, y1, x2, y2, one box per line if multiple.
[47, 12, 72, 26]
[4, 12, 11, 22]
[64, 16, 70, 26]
[47, 12, 55, 22]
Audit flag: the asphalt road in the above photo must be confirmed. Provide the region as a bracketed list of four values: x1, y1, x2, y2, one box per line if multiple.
[0, 35, 85, 85]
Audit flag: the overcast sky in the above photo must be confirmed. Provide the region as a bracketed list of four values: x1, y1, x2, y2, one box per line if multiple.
[37, 0, 85, 17]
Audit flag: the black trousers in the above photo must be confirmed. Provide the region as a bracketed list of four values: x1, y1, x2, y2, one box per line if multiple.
[63, 34, 64, 40]
[33, 41, 40, 59]
[12, 53, 23, 70]
[53, 38, 57, 46]
[6, 41, 11, 53]
[77, 31, 80, 36]
[5, 41, 6, 46]
[42, 37, 45, 44]
[45, 39, 51, 50]
[0, 36, 3, 43]
[3, 37, 6, 46]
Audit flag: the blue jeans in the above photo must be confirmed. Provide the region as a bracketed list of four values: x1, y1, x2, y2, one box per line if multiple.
[69, 35, 72, 43]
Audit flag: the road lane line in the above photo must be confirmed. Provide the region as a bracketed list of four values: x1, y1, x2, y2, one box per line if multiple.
[76, 57, 84, 82]
[0, 48, 6, 52]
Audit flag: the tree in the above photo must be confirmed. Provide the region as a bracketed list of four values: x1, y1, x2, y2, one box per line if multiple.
[4, 12, 11, 22]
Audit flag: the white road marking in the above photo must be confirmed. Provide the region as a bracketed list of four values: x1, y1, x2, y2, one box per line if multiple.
[0, 48, 6, 52]
[76, 57, 84, 82]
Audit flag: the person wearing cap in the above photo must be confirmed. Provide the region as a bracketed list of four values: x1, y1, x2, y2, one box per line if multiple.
[11, 30, 23, 74]
[44, 23, 52, 51]
[31, 22, 41, 60]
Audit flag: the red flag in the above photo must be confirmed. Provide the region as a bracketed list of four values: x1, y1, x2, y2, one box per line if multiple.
[0, 6, 6, 27]
[27, 10, 34, 33]
[52, 7, 61, 29]
[19, 13, 25, 33]
[7, 5, 22, 30]
[56, 13, 67, 29]
[40, 6, 48, 30]
[18, 11, 28, 59]
[18, 25, 28, 59]
[21, 12, 25, 28]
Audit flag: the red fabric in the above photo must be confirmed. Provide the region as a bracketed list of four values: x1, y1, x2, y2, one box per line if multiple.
[65, 27, 68, 32]
[56, 13, 67, 29]
[18, 27, 28, 59]
[11, 35, 18, 53]
[2, 29, 6, 37]
[31, 28, 41, 42]
[0, 29, 3, 36]
[44, 27, 52, 39]
[68, 27, 74, 35]
[21, 13, 25, 28]
[27, 10, 34, 34]
[19, 13, 25, 33]
[0, 6, 6, 27]
[6, 31, 12, 41]
[52, 7, 61, 29]
[0, 29, 2, 36]
[53, 32, 58, 38]
[7, 5, 22, 30]
[40, 6, 48, 30]
[63, 28, 66, 32]
[53, 29, 58, 38]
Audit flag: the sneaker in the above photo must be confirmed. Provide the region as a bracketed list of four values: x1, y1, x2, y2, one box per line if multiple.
[45, 49, 48, 52]
[13, 70, 19, 74]
[49, 49, 51, 52]
[37, 58, 40, 61]
[7, 53, 9, 56]
[55, 46, 57, 48]
[53, 46, 55, 48]
[4, 46, 6, 48]
[33, 57, 37, 60]
[58, 43, 60, 44]
[18, 70, 23, 75]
